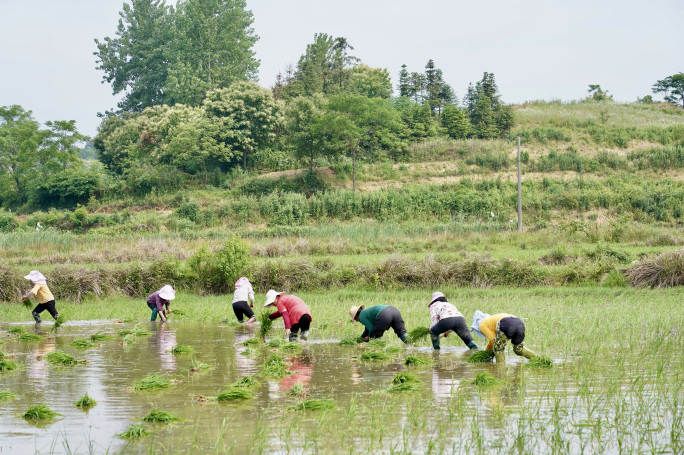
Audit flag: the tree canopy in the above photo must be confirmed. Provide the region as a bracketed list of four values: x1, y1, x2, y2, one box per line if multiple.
[652, 73, 684, 107]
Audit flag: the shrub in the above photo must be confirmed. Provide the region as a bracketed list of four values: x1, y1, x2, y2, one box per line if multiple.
[0, 210, 16, 232]
[188, 235, 252, 293]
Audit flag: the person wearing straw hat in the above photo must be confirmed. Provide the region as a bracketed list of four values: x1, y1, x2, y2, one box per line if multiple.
[146, 285, 176, 322]
[349, 305, 409, 343]
[471, 310, 538, 363]
[264, 290, 312, 342]
[22, 270, 59, 323]
[427, 292, 478, 350]
[232, 277, 256, 324]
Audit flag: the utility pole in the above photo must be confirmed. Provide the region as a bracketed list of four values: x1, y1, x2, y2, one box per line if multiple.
[517, 136, 522, 232]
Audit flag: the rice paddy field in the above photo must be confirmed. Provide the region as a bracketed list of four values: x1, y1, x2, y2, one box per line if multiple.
[0, 286, 682, 454]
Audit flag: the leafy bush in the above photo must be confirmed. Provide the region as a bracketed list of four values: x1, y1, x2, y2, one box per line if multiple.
[188, 235, 252, 293]
[0, 210, 16, 232]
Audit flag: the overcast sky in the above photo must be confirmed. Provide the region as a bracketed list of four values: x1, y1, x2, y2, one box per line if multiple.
[1, 0, 682, 138]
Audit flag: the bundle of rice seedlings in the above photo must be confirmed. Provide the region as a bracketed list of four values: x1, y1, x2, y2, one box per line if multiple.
[243, 338, 262, 346]
[118, 423, 149, 438]
[258, 311, 273, 340]
[268, 337, 286, 348]
[280, 342, 303, 351]
[188, 358, 212, 373]
[70, 338, 95, 348]
[366, 339, 388, 349]
[405, 356, 433, 366]
[121, 335, 134, 345]
[290, 399, 336, 411]
[471, 372, 500, 387]
[526, 355, 553, 368]
[51, 315, 66, 332]
[169, 309, 185, 316]
[90, 331, 110, 342]
[0, 390, 17, 400]
[117, 329, 134, 336]
[21, 404, 62, 420]
[383, 345, 402, 354]
[287, 382, 307, 398]
[74, 393, 97, 408]
[23, 298, 32, 308]
[8, 326, 24, 334]
[339, 336, 364, 346]
[231, 375, 260, 388]
[142, 408, 182, 423]
[240, 347, 254, 356]
[391, 373, 420, 385]
[132, 325, 151, 336]
[18, 333, 43, 342]
[407, 326, 431, 343]
[261, 354, 292, 377]
[46, 351, 85, 366]
[466, 350, 495, 363]
[360, 351, 390, 361]
[388, 382, 423, 393]
[216, 387, 253, 401]
[170, 345, 194, 355]
[0, 360, 19, 372]
[132, 374, 171, 391]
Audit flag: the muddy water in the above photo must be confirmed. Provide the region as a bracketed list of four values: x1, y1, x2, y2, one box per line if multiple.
[0, 321, 677, 454]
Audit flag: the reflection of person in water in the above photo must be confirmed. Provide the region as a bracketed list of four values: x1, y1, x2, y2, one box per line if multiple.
[234, 327, 258, 377]
[152, 322, 177, 370]
[28, 334, 56, 385]
[280, 356, 313, 392]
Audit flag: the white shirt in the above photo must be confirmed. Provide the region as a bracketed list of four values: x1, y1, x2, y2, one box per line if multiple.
[232, 282, 255, 304]
[429, 301, 463, 329]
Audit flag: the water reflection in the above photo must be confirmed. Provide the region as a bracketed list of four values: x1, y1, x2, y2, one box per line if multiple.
[28, 335, 56, 386]
[280, 354, 314, 392]
[150, 322, 176, 370]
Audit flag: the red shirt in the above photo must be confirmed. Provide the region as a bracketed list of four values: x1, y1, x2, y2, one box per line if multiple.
[269, 294, 311, 329]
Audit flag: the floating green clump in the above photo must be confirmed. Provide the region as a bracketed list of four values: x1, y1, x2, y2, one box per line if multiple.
[471, 372, 500, 387]
[46, 351, 84, 365]
[0, 390, 17, 400]
[405, 356, 432, 366]
[132, 374, 171, 391]
[74, 393, 97, 408]
[70, 338, 95, 348]
[268, 337, 286, 348]
[216, 387, 253, 401]
[118, 423, 149, 438]
[388, 373, 423, 391]
[90, 331, 110, 342]
[258, 311, 273, 340]
[391, 373, 420, 384]
[170, 344, 194, 354]
[18, 333, 43, 342]
[243, 338, 262, 346]
[0, 360, 19, 372]
[383, 345, 402, 354]
[287, 382, 306, 397]
[526, 355, 553, 368]
[8, 326, 24, 335]
[241, 347, 254, 356]
[466, 350, 495, 363]
[232, 375, 260, 388]
[339, 336, 365, 346]
[21, 404, 62, 420]
[188, 358, 212, 373]
[360, 351, 390, 361]
[117, 329, 134, 336]
[407, 326, 431, 343]
[290, 399, 336, 411]
[261, 354, 291, 377]
[280, 342, 303, 351]
[142, 408, 181, 423]
[366, 339, 388, 349]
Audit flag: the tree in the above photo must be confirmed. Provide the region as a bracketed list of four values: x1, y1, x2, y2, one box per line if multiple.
[441, 104, 469, 139]
[398, 64, 410, 97]
[587, 84, 612, 101]
[347, 65, 393, 99]
[652, 73, 684, 107]
[464, 72, 513, 139]
[284, 95, 333, 172]
[94, 0, 173, 112]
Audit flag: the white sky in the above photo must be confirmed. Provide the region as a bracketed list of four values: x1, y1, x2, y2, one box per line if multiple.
[1, 0, 682, 138]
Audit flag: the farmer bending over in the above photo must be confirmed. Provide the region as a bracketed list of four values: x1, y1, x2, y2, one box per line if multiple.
[146, 285, 175, 322]
[427, 292, 478, 350]
[264, 290, 312, 342]
[471, 311, 538, 363]
[349, 304, 408, 343]
[22, 270, 59, 323]
[232, 277, 256, 324]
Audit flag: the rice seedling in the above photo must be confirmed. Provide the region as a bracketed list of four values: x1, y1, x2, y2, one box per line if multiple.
[90, 331, 110, 342]
[232, 375, 260, 388]
[220, 317, 241, 326]
[260, 353, 291, 377]
[18, 333, 43, 342]
[258, 311, 273, 340]
[121, 335, 134, 345]
[51, 314, 66, 332]
[526, 355, 553, 368]
[70, 338, 95, 348]
[0, 360, 19, 372]
[407, 326, 431, 343]
[339, 335, 365, 346]
[405, 356, 432, 366]
[290, 399, 336, 411]
[243, 337, 262, 346]
[216, 387, 253, 401]
[280, 341, 303, 351]
[392, 373, 421, 384]
[471, 372, 500, 387]
[466, 350, 495, 363]
[0, 389, 17, 400]
[74, 393, 97, 408]
[132, 374, 171, 391]
[287, 382, 307, 398]
[388, 381, 423, 393]
[8, 326, 24, 334]
[21, 404, 62, 420]
[241, 347, 254, 356]
[46, 351, 85, 365]
[117, 329, 134, 336]
[169, 308, 185, 316]
[22, 299, 32, 308]
[170, 344, 195, 354]
[118, 423, 149, 439]
[132, 325, 152, 336]
[366, 339, 388, 349]
[188, 358, 212, 373]
[360, 351, 390, 361]
[142, 408, 182, 423]
[383, 345, 403, 354]
[268, 337, 286, 348]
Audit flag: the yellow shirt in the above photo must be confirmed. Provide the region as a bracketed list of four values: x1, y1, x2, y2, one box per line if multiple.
[30, 284, 54, 304]
[480, 313, 516, 350]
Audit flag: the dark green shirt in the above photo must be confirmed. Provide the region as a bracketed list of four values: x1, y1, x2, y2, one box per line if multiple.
[358, 305, 389, 336]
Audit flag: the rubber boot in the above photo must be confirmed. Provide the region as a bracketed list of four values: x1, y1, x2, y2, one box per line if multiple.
[300, 330, 309, 341]
[494, 351, 506, 363]
[400, 332, 409, 344]
[467, 341, 479, 350]
[150, 308, 158, 322]
[430, 333, 440, 350]
[289, 332, 298, 342]
[53, 313, 59, 321]
[520, 347, 538, 359]
[32, 311, 42, 323]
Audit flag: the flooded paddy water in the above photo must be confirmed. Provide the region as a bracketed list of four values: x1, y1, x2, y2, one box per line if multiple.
[0, 318, 682, 454]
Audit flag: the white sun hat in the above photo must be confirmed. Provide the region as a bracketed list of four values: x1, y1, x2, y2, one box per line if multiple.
[429, 291, 445, 306]
[264, 289, 282, 307]
[349, 305, 365, 320]
[470, 310, 490, 338]
[158, 285, 176, 301]
[24, 270, 47, 284]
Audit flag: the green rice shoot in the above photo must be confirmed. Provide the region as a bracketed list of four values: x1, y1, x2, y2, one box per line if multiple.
[366, 339, 388, 349]
[46, 351, 84, 365]
[268, 337, 286, 348]
[339, 336, 364, 346]
[216, 387, 253, 401]
[526, 354, 553, 368]
[258, 310, 273, 340]
[142, 408, 182, 423]
[117, 329, 134, 336]
[471, 372, 500, 387]
[188, 358, 212, 373]
[74, 393, 97, 408]
[466, 350, 495, 363]
[243, 337, 262, 346]
[261, 353, 292, 377]
[241, 347, 254, 356]
[169, 308, 185, 316]
[23, 298, 32, 308]
[118, 423, 149, 438]
[170, 344, 195, 354]
[70, 338, 95, 348]
[51, 314, 66, 332]
[360, 350, 390, 361]
[0, 360, 19, 372]
[132, 374, 171, 391]
[290, 399, 336, 411]
[21, 404, 62, 420]
[90, 331, 110, 342]
[280, 341, 303, 351]
[132, 325, 152, 336]
[231, 375, 260, 388]
[287, 382, 306, 397]
[405, 356, 433, 366]
[391, 373, 420, 384]
[0, 390, 18, 400]
[383, 345, 403, 354]
[407, 326, 431, 343]
[18, 333, 43, 342]
[8, 326, 24, 334]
